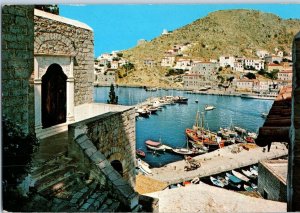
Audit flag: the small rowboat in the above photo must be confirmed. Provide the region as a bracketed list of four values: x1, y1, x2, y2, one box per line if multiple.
[145, 140, 161, 147]
[210, 176, 225, 188]
[232, 170, 250, 182]
[136, 149, 146, 158]
[226, 172, 242, 184]
[244, 184, 254, 191]
[242, 169, 257, 179]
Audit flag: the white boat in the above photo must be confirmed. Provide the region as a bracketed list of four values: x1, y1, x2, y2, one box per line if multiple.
[261, 112, 268, 118]
[232, 170, 250, 182]
[244, 184, 254, 191]
[137, 159, 152, 175]
[240, 93, 277, 100]
[250, 167, 258, 176]
[247, 132, 258, 139]
[210, 176, 225, 188]
[241, 169, 257, 179]
[204, 105, 216, 111]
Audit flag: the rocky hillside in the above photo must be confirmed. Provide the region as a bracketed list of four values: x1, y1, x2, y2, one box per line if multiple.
[118, 9, 300, 87]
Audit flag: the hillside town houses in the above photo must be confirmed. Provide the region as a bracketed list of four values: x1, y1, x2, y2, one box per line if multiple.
[94, 51, 128, 86]
[94, 45, 293, 94]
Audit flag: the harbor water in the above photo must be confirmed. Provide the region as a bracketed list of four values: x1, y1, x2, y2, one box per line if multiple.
[94, 86, 273, 167]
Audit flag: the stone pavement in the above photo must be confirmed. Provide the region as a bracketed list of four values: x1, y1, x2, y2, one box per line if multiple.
[146, 182, 286, 212]
[33, 131, 69, 165]
[150, 142, 288, 184]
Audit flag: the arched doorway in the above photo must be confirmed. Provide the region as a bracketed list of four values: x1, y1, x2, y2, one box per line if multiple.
[111, 160, 123, 177]
[42, 64, 67, 128]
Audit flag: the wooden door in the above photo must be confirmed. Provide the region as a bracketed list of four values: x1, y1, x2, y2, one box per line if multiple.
[42, 64, 67, 128]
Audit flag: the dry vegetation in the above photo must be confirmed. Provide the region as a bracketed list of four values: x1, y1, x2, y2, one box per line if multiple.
[118, 9, 300, 87]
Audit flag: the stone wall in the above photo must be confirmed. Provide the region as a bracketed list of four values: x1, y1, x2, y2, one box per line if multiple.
[34, 10, 94, 105]
[258, 161, 287, 202]
[288, 31, 300, 211]
[2, 5, 35, 134]
[68, 108, 138, 209]
[68, 108, 136, 186]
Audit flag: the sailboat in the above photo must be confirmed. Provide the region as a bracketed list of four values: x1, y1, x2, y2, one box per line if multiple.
[172, 138, 207, 155]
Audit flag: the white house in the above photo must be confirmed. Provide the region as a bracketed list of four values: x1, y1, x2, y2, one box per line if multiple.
[111, 61, 119, 69]
[278, 70, 293, 81]
[161, 56, 175, 67]
[256, 50, 269, 59]
[219, 56, 235, 68]
[244, 58, 264, 70]
[236, 79, 259, 91]
[174, 58, 191, 70]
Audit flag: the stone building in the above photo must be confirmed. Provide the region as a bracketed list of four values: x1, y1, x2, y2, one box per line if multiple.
[34, 9, 94, 136]
[258, 159, 287, 202]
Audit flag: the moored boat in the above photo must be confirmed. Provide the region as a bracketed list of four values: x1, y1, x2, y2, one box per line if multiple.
[243, 184, 254, 191]
[145, 140, 161, 147]
[204, 105, 216, 111]
[226, 172, 242, 184]
[137, 158, 152, 175]
[217, 176, 229, 186]
[232, 170, 250, 182]
[250, 167, 258, 176]
[210, 176, 225, 188]
[241, 169, 257, 179]
[136, 149, 146, 158]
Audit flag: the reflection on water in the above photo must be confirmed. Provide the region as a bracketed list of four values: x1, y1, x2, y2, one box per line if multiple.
[94, 87, 273, 167]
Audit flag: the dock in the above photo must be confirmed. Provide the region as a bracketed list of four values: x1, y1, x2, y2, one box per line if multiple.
[149, 142, 288, 185]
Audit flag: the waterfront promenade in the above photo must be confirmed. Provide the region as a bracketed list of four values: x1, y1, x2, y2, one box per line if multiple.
[149, 142, 288, 184]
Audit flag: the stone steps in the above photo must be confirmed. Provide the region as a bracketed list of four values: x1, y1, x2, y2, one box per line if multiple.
[30, 151, 124, 212]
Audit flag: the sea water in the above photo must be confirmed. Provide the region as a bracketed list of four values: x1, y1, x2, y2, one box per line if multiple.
[94, 86, 273, 167]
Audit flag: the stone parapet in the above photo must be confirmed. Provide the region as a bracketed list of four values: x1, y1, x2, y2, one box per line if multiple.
[68, 108, 138, 209]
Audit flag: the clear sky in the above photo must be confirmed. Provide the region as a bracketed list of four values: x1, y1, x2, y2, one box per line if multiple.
[59, 4, 300, 57]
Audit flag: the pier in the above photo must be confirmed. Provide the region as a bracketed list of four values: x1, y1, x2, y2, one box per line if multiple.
[149, 142, 288, 185]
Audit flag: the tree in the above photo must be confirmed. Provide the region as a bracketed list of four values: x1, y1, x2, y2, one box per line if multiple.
[2, 116, 39, 211]
[35, 5, 59, 15]
[107, 84, 118, 104]
[244, 72, 256, 79]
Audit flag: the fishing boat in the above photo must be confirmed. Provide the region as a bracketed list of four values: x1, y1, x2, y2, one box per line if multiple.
[217, 176, 229, 186]
[245, 136, 255, 143]
[189, 140, 209, 151]
[241, 169, 257, 179]
[247, 132, 258, 139]
[136, 107, 149, 117]
[232, 170, 250, 182]
[186, 128, 201, 142]
[137, 159, 152, 175]
[204, 105, 216, 111]
[174, 96, 188, 103]
[234, 126, 247, 134]
[147, 106, 158, 114]
[145, 140, 161, 147]
[136, 149, 146, 158]
[195, 100, 199, 103]
[210, 176, 225, 188]
[226, 172, 242, 184]
[243, 184, 254, 191]
[145, 140, 172, 151]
